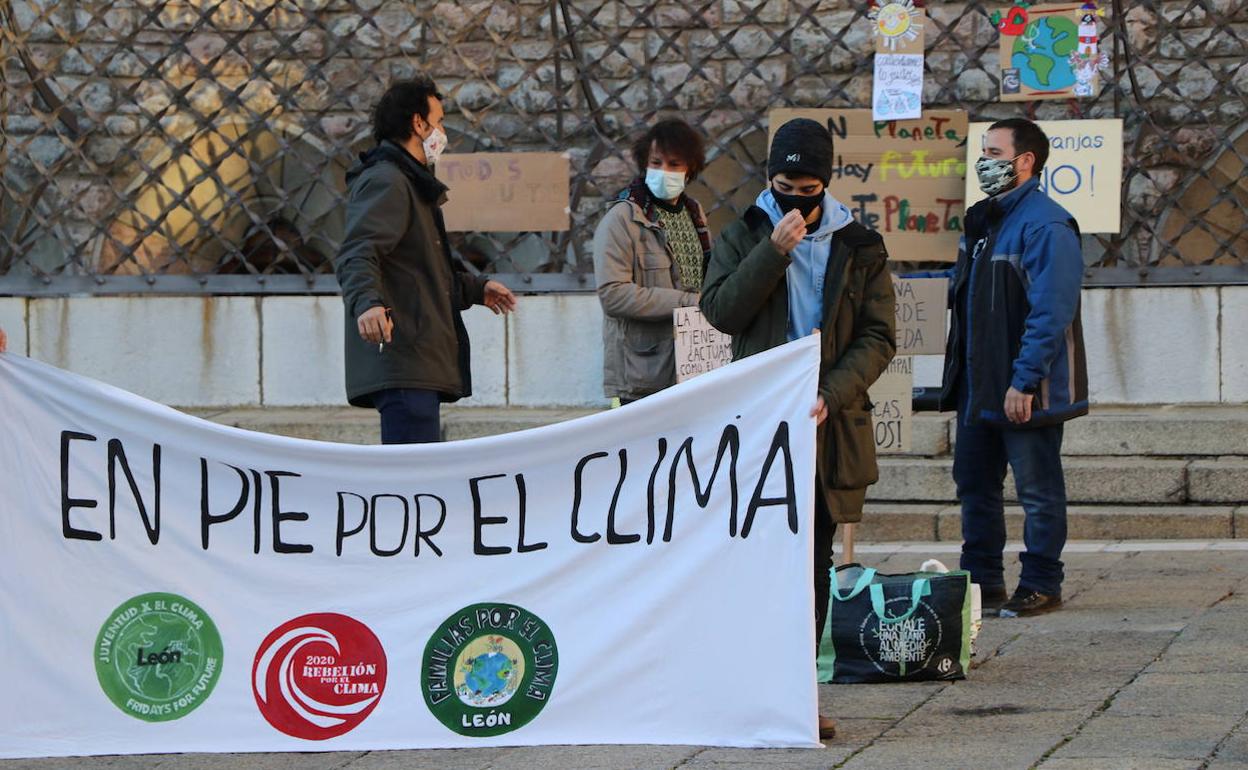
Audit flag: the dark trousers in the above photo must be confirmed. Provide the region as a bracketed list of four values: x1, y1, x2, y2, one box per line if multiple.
[813, 489, 838, 648]
[954, 416, 1067, 595]
[374, 388, 441, 445]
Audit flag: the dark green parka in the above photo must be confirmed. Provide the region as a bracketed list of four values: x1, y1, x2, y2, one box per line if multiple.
[700, 206, 896, 522]
[335, 142, 487, 408]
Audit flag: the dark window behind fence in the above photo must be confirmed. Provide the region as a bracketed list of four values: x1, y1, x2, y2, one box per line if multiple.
[1, 0, 1245, 295]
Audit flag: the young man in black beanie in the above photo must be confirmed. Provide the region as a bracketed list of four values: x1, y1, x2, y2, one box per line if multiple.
[701, 117, 896, 740]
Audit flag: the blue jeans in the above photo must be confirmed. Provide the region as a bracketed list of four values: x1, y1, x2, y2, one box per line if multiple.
[954, 417, 1067, 595]
[373, 388, 441, 444]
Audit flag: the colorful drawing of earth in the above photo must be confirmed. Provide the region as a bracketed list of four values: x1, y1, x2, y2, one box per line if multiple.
[1011, 16, 1078, 90]
[454, 635, 524, 707]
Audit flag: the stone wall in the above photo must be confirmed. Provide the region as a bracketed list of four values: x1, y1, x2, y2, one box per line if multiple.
[3, 0, 1246, 281]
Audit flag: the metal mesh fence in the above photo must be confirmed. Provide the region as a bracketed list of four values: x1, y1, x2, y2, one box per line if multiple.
[1, 0, 1245, 295]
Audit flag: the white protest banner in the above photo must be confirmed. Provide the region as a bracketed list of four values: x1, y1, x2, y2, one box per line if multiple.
[0, 339, 820, 759]
[893, 276, 948, 356]
[673, 306, 732, 383]
[436, 152, 570, 232]
[868, 356, 914, 454]
[965, 119, 1123, 233]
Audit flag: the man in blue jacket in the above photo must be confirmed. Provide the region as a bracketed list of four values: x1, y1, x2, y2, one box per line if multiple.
[943, 118, 1088, 617]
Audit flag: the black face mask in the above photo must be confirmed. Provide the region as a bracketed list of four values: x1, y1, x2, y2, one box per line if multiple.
[772, 188, 823, 220]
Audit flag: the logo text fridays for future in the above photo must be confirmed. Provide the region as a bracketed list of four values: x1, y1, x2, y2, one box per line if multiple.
[94, 592, 223, 722]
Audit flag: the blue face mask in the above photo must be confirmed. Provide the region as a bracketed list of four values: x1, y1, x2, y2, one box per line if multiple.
[645, 168, 687, 202]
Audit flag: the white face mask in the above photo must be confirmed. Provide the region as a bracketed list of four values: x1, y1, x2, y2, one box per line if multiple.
[421, 126, 448, 166]
[645, 168, 687, 202]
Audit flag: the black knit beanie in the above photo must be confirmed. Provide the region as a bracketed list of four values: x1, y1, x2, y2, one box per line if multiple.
[768, 118, 834, 185]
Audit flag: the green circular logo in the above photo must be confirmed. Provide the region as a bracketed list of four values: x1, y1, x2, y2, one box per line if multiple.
[422, 603, 558, 736]
[94, 592, 223, 722]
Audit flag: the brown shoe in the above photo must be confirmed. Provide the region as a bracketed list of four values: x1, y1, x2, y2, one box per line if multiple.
[999, 588, 1062, 618]
[818, 715, 837, 740]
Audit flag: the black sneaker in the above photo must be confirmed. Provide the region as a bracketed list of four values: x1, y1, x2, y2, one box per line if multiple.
[979, 584, 1008, 616]
[999, 588, 1062, 618]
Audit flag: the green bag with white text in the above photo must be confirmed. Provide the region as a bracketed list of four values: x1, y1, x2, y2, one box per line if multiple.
[817, 563, 972, 683]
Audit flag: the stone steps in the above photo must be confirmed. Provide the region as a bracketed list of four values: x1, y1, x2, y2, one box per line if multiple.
[851, 503, 1248, 542]
[903, 408, 1248, 459]
[873, 456, 1248, 505]
[194, 405, 1248, 456]
[193, 407, 1248, 523]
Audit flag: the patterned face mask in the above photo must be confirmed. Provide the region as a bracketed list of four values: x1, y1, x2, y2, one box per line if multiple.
[974, 154, 1020, 196]
[421, 126, 448, 167]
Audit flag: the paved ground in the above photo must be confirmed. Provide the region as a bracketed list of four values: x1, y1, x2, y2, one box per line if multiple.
[8, 541, 1248, 770]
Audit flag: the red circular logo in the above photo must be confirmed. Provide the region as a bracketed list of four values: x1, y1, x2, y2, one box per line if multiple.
[252, 613, 387, 740]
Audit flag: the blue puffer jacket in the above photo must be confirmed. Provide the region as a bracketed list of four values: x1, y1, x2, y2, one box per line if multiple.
[939, 177, 1088, 427]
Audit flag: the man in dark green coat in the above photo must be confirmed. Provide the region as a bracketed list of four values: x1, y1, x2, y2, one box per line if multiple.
[701, 118, 895, 739]
[335, 78, 516, 444]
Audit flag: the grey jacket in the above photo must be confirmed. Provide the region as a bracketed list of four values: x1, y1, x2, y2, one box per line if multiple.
[592, 194, 703, 400]
[335, 142, 486, 407]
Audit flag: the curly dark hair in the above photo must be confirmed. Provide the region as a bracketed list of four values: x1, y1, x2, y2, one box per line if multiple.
[372, 77, 444, 144]
[630, 119, 706, 180]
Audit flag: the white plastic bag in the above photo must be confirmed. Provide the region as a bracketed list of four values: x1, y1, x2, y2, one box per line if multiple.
[921, 559, 982, 649]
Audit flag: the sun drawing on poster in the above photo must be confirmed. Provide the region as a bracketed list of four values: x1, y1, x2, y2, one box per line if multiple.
[873, 0, 923, 51]
[870, 1, 922, 51]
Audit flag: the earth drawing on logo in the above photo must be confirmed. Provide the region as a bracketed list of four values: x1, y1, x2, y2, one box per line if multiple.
[423, 603, 558, 737]
[1011, 16, 1079, 91]
[456, 635, 524, 707]
[94, 592, 223, 722]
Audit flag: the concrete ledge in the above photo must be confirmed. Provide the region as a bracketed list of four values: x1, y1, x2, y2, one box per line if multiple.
[0, 298, 27, 356]
[28, 296, 260, 407]
[1223, 287, 1248, 402]
[508, 294, 608, 407]
[1188, 459, 1248, 503]
[935, 505, 1236, 541]
[1082, 287, 1221, 404]
[458, 305, 507, 407]
[260, 296, 346, 407]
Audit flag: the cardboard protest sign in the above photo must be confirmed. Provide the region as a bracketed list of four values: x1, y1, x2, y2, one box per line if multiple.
[893, 276, 948, 356]
[437, 152, 570, 232]
[997, 2, 1105, 101]
[965, 119, 1123, 233]
[768, 109, 968, 262]
[673, 307, 732, 383]
[0, 338, 823, 757]
[868, 356, 914, 454]
[871, 3, 925, 121]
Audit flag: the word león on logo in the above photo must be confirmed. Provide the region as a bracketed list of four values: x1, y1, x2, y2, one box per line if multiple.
[94, 591, 223, 722]
[422, 603, 558, 737]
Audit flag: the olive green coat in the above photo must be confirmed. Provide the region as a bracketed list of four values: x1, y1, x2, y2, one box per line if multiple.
[700, 207, 896, 523]
[335, 142, 487, 407]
